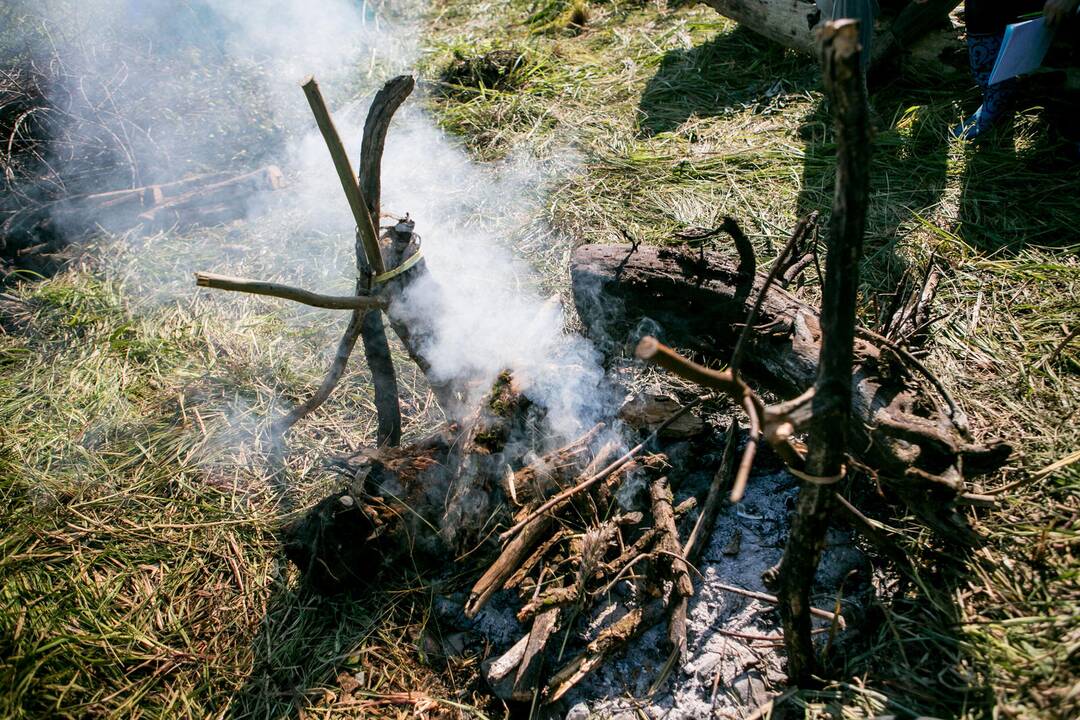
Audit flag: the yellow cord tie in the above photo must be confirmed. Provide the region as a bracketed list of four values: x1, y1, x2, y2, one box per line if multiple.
[372, 251, 423, 284]
[788, 464, 846, 485]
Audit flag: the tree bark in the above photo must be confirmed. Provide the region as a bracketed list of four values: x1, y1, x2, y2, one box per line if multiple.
[698, 0, 825, 54]
[355, 76, 415, 448]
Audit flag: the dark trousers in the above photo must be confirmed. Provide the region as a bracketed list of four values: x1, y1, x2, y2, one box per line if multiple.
[965, 0, 1044, 35]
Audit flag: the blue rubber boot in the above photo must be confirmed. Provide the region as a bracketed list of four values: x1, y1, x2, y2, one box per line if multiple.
[953, 33, 1016, 140]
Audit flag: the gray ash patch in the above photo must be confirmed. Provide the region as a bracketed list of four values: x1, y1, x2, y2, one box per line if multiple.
[456, 467, 867, 718]
[562, 470, 868, 718]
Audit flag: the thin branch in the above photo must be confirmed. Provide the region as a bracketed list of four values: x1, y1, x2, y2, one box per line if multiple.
[194, 272, 385, 310]
[684, 422, 737, 564]
[712, 581, 844, 627]
[273, 311, 367, 435]
[777, 18, 870, 686]
[301, 76, 385, 275]
[635, 336, 808, 481]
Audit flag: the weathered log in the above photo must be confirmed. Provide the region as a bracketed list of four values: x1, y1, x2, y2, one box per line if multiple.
[570, 245, 1009, 533]
[29, 165, 284, 235]
[696, 0, 961, 65]
[135, 165, 285, 225]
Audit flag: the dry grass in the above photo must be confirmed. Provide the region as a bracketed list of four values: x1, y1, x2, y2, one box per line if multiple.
[0, 1, 1077, 719]
[0, 235, 493, 717]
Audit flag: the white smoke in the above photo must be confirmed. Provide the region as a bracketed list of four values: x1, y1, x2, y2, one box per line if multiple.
[14, 0, 615, 443]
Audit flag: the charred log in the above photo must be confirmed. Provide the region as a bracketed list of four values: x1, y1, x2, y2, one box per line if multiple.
[570, 243, 1009, 533]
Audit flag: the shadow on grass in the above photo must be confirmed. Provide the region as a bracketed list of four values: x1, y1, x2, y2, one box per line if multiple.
[637, 25, 819, 138]
[795, 78, 952, 316]
[228, 568, 481, 719]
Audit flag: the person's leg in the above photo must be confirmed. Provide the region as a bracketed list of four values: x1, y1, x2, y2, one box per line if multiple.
[955, 0, 1045, 139]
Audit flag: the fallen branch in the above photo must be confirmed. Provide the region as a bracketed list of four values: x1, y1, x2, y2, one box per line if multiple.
[712, 581, 843, 628]
[650, 476, 693, 657]
[136, 166, 285, 225]
[683, 420, 738, 565]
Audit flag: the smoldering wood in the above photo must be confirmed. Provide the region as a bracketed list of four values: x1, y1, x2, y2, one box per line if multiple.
[502, 422, 605, 505]
[465, 514, 556, 618]
[651, 476, 693, 658]
[252, 54, 1012, 707]
[512, 606, 560, 700]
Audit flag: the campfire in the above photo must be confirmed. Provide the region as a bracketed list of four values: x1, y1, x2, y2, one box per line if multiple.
[194, 22, 1009, 712]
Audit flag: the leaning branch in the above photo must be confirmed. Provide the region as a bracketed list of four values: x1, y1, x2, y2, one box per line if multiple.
[301, 76, 385, 275]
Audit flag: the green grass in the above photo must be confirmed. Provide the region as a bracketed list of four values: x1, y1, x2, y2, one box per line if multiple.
[0, 250, 485, 717]
[0, 1, 1077, 718]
